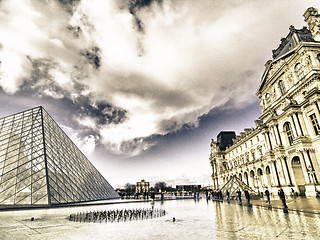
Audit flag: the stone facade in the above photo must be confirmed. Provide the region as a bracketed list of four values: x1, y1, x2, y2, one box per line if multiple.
[210, 8, 320, 196]
[136, 180, 150, 194]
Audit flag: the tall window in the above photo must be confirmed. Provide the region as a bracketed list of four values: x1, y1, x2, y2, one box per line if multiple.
[295, 63, 304, 79]
[278, 80, 286, 95]
[265, 93, 271, 107]
[317, 53, 320, 63]
[309, 113, 320, 135]
[284, 122, 294, 145]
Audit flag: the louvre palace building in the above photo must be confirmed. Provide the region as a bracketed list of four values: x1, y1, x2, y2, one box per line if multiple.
[209, 7, 320, 196]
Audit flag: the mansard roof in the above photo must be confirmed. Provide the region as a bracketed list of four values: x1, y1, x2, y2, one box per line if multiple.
[257, 26, 314, 93]
[272, 26, 314, 59]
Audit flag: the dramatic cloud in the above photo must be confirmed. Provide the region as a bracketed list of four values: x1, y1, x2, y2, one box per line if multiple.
[0, 0, 316, 157]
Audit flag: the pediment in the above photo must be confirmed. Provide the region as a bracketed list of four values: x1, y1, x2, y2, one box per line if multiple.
[257, 26, 314, 94]
[257, 58, 286, 93]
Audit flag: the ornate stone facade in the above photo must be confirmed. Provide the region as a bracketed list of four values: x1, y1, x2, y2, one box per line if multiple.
[210, 8, 320, 196]
[136, 180, 150, 194]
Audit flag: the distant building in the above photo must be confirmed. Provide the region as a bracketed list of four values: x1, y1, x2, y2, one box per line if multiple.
[210, 8, 320, 196]
[0, 106, 119, 208]
[136, 180, 150, 194]
[176, 185, 201, 192]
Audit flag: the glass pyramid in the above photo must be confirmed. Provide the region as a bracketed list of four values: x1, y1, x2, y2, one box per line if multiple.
[220, 175, 259, 199]
[0, 106, 119, 207]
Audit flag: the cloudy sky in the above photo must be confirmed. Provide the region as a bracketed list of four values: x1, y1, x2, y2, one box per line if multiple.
[0, 0, 318, 188]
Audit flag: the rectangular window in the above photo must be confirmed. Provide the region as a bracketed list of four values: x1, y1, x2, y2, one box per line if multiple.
[309, 113, 320, 135]
[284, 122, 294, 146]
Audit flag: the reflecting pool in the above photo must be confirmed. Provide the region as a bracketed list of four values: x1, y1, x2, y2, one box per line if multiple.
[1, 198, 320, 239]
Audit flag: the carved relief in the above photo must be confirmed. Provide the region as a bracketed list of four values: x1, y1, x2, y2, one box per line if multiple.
[286, 71, 294, 87]
[265, 59, 286, 83]
[260, 99, 265, 111]
[299, 51, 312, 72]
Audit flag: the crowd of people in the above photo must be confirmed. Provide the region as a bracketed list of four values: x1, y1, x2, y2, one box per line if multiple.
[203, 188, 303, 209]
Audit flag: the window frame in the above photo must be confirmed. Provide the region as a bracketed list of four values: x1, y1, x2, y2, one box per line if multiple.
[284, 122, 294, 146]
[309, 113, 320, 135]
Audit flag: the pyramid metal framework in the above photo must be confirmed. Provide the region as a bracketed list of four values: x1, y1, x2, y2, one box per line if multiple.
[220, 175, 259, 199]
[0, 106, 119, 207]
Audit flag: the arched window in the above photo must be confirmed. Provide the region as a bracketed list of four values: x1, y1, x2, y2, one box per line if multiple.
[284, 122, 294, 145]
[292, 156, 300, 164]
[278, 80, 286, 95]
[265, 93, 271, 107]
[295, 63, 304, 79]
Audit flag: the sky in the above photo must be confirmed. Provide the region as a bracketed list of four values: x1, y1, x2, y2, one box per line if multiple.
[0, 0, 319, 188]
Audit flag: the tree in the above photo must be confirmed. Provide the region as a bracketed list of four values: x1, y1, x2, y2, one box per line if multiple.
[124, 183, 136, 195]
[154, 182, 167, 192]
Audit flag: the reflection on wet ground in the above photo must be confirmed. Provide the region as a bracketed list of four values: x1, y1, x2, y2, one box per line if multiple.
[0, 198, 320, 239]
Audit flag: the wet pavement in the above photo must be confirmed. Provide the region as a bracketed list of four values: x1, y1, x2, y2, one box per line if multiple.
[219, 195, 320, 215]
[0, 197, 320, 239]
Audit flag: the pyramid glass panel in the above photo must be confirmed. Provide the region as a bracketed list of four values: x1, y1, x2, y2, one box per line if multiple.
[0, 106, 119, 208]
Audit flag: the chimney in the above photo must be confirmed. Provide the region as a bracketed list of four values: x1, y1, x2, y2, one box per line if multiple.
[303, 7, 320, 41]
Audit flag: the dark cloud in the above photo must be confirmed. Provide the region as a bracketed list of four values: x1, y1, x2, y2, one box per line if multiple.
[117, 0, 163, 33]
[106, 72, 193, 110]
[57, 0, 81, 13]
[75, 96, 127, 125]
[67, 25, 82, 38]
[82, 47, 101, 69]
[17, 57, 127, 135]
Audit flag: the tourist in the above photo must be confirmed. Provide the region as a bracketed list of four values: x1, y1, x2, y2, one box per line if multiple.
[226, 190, 230, 200]
[244, 190, 250, 206]
[291, 188, 295, 198]
[278, 188, 288, 208]
[236, 190, 242, 203]
[265, 189, 270, 205]
[219, 190, 223, 200]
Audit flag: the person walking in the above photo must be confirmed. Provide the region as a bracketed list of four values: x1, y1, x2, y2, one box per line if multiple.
[226, 190, 230, 200]
[291, 188, 295, 198]
[236, 190, 242, 203]
[244, 190, 250, 206]
[278, 188, 288, 208]
[265, 189, 270, 205]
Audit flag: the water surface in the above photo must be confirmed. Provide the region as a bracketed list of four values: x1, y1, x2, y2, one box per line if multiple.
[1, 198, 320, 239]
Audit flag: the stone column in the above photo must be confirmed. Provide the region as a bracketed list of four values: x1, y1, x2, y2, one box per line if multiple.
[290, 114, 300, 137]
[277, 157, 287, 186]
[279, 156, 292, 186]
[270, 125, 279, 146]
[275, 124, 283, 146]
[264, 131, 273, 150]
[271, 160, 280, 186]
[308, 149, 320, 183]
[296, 112, 308, 136]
